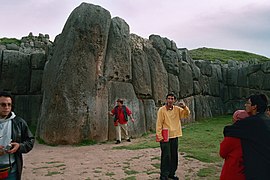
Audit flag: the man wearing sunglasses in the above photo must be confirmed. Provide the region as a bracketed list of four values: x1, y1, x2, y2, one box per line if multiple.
[0, 91, 34, 180]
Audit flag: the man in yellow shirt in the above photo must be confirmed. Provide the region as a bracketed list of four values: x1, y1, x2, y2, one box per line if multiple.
[156, 93, 190, 180]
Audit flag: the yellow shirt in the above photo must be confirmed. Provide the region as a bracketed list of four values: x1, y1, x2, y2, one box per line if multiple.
[156, 105, 190, 140]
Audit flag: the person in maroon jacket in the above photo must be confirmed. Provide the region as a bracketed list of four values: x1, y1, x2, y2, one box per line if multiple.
[220, 110, 250, 180]
[223, 94, 270, 180]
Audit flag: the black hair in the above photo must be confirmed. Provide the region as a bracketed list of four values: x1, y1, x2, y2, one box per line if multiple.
[249, 94, 268, 113]
[0, 91, 14, 111]
[0, 91, 12, 99]
[166, 93, 176, 99]
[116, 99, 124, 104]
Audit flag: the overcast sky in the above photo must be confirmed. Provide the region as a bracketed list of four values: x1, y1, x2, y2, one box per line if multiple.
[1, 0, 270, 57]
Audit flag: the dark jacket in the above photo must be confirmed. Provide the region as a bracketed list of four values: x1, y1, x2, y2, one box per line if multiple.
[224, 113, 270, 180]
[11, 116, 35, 180]
[113, 105, 128, 122]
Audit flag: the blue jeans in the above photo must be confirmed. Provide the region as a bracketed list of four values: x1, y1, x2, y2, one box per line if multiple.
[4, 163, 17, 180]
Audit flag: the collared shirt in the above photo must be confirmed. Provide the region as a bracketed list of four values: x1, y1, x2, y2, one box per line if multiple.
[156, 105, 190, 140]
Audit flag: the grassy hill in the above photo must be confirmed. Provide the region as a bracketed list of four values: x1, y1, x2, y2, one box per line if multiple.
[189, 47, 270, 63]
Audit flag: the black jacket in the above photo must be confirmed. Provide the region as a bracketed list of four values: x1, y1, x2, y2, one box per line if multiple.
[11, 116, 35, 180]
[224, 113, 270, 180]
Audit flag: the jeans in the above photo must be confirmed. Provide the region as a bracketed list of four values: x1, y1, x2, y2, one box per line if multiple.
[160, 137, 179, 177]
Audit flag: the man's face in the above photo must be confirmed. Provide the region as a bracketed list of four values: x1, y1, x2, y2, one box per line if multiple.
[166, 96, 175, 106]
[0, 96, 12, 118]
[117, 101, 123, 107]
[267, 109, 270, 117]
[245, 99, 256, 115]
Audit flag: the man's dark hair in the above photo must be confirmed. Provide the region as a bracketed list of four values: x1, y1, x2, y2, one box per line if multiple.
[0, 91, 12, 99]
[166, 93, 176, 99]
[116, 99, 124, 104]
[249, 94, 268, 113]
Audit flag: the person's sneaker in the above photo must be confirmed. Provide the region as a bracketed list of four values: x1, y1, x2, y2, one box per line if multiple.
[127, 138, 131, 142]
[115, 140, 121, 144]
[168, 175, 179, 180]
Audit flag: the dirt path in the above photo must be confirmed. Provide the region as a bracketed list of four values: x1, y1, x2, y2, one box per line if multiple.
[22, 138, 216, 180]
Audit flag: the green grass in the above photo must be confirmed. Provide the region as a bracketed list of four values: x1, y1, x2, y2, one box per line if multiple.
[181, 116, 231, 163]
[105, 172, 115, 176]
[124, 169, 139, 175]
[113, 139, 159, 150]
[45, 171, 62, 176]
[115, 115, 231, 164]
[0, 37, 21, 46]
[123, 176, 136, 180]
[189, 47, 270, 63]
[75, 139, 97, 146]
[112, 116, 231, 179]
[197, 166, 220, 178]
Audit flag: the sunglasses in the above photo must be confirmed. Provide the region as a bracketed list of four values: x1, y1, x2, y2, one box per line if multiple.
[0, 103, 12, 107]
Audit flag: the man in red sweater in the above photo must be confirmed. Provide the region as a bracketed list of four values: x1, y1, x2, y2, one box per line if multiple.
[109, 99, 134, 144]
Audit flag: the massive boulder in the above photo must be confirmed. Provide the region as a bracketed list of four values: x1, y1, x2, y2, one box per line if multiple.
[104, 17, 131, 82]
[37, 3, 111, 144]
[130, 34, 152, 98]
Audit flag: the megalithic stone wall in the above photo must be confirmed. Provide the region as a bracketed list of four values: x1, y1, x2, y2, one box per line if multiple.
[1, 2, 270, 144]
[0, 33, 51, 128]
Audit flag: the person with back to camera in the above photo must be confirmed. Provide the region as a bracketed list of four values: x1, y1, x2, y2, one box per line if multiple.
[0, 91, 34, 180]
[156, 93, 190, 180]
[109, 99, 134, 144]
[223, 94, 270, 179]
[220, 109, 251, 180]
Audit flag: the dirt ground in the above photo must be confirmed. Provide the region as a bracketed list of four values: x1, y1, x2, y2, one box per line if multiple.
[22, 137, 219, 180]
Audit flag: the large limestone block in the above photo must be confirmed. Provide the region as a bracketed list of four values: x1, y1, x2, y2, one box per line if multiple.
[143, 99, 157, 131]
[195, 60, 212, 77]
[262, 73, 270, 90]
[194, 95, 224, 120]
[163, 49, 179, 75]
[248, 70, 264, 89]
[178, 61, 193, 98]
[262, 61, 270, 73]
[104, 17, 131, 82]
[144, 45, 168, 105]
[130, 34, 152, 98]
[31, 52, 46, 70]
[14, 95, 42, 128]
[107, 81, 146, 140]
[149, 34, 166, 57]
[30, 70, 43, 93]
[37, 3, 111, 144]
[237, 67, 248, 87]
[0, 50, 30, 93]
[168, 73, 179, 97]
[227, 68, 238, 86]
